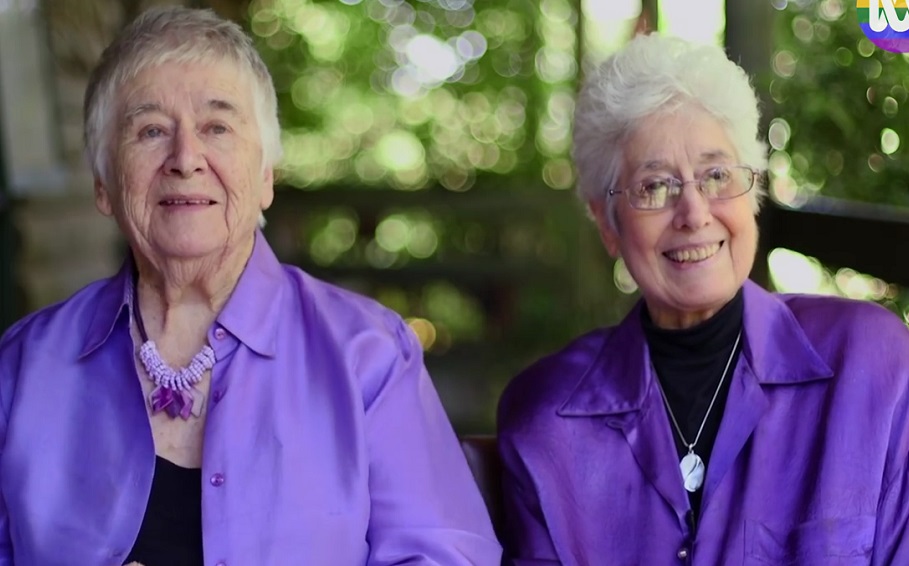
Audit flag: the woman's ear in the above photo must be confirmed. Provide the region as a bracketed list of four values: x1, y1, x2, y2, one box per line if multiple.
[589, 200, 622, 258]
[94, 177, 114, 217]
[259, 166, 275, 211]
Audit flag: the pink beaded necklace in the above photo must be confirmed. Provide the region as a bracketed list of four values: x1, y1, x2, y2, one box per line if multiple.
[133, 283, 216, 420]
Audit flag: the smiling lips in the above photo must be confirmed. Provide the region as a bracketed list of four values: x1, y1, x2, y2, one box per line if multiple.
[159, 198, 216, 206]
[664, 242, 722, 263]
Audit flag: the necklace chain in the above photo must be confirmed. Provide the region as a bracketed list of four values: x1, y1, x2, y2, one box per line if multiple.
[655, 331, 742, 453]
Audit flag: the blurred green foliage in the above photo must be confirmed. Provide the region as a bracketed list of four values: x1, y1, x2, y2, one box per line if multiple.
[251, 0, 577, 191]
[768, 0, 909, 320]
[770, 0, 909, 207]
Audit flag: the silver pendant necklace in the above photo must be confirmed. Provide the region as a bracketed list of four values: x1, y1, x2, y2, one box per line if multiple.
[655, 331, 741, 493]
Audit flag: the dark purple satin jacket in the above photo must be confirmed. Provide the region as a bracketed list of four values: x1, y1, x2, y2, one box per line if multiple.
[499, 281, 909, 565]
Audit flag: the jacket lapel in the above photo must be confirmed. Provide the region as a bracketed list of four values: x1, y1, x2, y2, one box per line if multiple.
[701, 360, 767, 509]
[558, 302, 690, 522]
[701, 281, 833, 514]
[621, 380, 692, 522]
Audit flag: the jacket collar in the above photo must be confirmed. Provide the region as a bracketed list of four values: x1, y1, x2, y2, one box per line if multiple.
[557, 280, 833, 417]
[215, 230, 284, 357]
[80, 259, 132, 358]
[80, 230, 284, 358]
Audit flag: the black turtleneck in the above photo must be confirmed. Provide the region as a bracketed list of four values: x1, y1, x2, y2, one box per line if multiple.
[641, 288, 744, 526]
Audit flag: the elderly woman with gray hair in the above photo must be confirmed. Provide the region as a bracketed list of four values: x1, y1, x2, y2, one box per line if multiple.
[0, 6, 501, 566]
[498, 34, 909, 565]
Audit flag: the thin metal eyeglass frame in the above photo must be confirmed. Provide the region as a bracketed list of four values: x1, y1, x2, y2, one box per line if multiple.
[606, 166, 760, 211]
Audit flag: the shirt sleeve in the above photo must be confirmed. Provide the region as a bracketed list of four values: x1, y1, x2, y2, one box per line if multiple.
[0, 339, 15, 564]
[0, 472, 10, 564]
[498, 434, 561, 565]
[363, 314, 502, 565]
[872, 382, 909, 566]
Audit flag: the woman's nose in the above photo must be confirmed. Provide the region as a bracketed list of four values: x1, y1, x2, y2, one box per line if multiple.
[164, 127, 207, 177]
[672, 183, 712, 230]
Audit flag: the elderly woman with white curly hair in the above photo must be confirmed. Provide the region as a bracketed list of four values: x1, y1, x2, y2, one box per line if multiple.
[497, 33, 909, 565]
[0, 6, 502, 566]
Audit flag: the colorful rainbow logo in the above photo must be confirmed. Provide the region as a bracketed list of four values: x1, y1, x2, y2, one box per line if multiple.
[858, 0, 909, 53]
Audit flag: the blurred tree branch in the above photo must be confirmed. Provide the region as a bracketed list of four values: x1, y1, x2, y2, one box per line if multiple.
[42, 0, 127, 76]
[41, 0, 246, 79]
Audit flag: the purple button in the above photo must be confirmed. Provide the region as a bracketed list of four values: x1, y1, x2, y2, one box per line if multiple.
[210, 473, 225, 487]
[215, 562, 226, 566]
[212, 390, 223, 403]
[214, 327, 227, 340]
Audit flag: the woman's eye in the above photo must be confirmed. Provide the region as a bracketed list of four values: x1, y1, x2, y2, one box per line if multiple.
[641, 179, 671, 194]
[706, 167, 731, 183]
[209, 124, 228, 134]
[140, 126, 164, 139]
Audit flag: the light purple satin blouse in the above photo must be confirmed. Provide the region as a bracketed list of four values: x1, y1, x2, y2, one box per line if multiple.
[498, 281, 909, 565]
[0, 231, 501, 565]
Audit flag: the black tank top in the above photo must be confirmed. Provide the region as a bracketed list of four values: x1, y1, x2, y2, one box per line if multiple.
[124, 456, 204, 566]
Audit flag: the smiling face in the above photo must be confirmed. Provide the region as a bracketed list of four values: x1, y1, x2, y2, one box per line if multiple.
[591, 106, 758, 329]
[95, 57, 274, 263]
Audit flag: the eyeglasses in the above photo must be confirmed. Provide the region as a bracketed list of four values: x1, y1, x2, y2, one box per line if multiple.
[608, 165, 759, 211]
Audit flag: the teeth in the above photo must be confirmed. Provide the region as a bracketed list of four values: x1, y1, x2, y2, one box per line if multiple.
[666, 243, 720, 262]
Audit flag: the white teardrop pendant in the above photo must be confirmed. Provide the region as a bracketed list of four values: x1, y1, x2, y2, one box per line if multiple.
[680, 452, 705, 492]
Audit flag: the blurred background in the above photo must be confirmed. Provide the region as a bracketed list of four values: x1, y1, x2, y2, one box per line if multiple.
[1, 0, 908, 433]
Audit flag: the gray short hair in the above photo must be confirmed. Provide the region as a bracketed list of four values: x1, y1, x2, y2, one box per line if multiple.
[573, 34, 768, 228]
[83, 6, 283, 184]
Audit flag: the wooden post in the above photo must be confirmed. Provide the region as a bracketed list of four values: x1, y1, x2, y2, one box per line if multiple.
[641, 0, 659, 32]
[204, 0, 249, 23]
[0, 74, 19, 333]
[724, 0, 776, 289]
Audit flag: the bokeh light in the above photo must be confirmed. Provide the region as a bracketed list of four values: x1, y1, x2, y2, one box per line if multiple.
[251, 0, 576, 190]
[659, 0, 725, 46]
